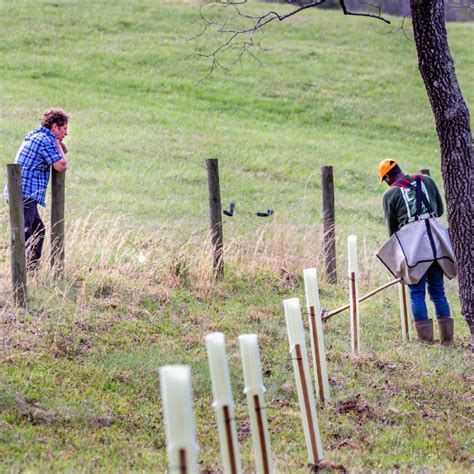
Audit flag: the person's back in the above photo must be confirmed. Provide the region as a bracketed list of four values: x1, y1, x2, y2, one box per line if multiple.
[382, 173, 444, 236]
[11, 127, 62, 206]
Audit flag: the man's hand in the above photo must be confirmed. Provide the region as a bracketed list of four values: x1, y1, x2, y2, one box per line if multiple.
[54, 138, 68, 172]
[56, 138, 68, 154]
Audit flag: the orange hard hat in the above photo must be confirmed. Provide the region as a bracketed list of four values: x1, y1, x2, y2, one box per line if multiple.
[377, 159, 398, 182]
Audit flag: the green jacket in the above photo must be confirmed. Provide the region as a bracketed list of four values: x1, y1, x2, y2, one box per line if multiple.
[382, 174, 444, 236]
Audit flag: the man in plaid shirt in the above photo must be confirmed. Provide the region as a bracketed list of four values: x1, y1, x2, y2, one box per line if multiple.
[4, 109, 69, 270]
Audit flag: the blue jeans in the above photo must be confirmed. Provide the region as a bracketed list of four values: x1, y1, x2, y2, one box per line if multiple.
[408, 262, 450, 321]
[24, 199, 45, 270]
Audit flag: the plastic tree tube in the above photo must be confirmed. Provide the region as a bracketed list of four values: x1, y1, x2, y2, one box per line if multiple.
[205, 332, 242, 474]
[348, 235, 360, 355]
[238, 334, 273, 474]
[303, 268, 331, 403]
[283, 298, 324, 464]
[159, 365, 199, 474]
[398, 283, 411, 340]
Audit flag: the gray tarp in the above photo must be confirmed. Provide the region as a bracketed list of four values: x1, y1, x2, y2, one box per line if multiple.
[377, 217, 457, 285]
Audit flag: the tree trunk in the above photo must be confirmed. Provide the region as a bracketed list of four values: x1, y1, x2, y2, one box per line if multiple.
[410, 0, 474, 341]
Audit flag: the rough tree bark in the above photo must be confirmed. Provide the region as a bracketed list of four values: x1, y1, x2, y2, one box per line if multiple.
[410, 0, 474, 342]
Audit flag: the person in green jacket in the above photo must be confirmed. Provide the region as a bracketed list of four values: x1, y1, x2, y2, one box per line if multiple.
[378, 159, 453, 344]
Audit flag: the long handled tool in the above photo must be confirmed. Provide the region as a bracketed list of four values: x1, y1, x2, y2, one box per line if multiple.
[322, 278, 402, 321]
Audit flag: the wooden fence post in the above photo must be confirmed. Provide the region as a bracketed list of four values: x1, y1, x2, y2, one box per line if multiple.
[7, 164, 27, 307]
[321, 166, 337, 284]
[206, 159, 224, 277]
[420, 169, 430, 176]
[51, 168, 65, 277]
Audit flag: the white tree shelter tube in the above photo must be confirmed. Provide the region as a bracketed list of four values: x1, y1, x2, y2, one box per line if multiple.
[159, 365, 199, 474]
[303, 268, 331, 404]
[205, 332, 242, 474]
[348, 235, 360, 355]
[283, 298, 324, 464]
[239, 334, 273, 474]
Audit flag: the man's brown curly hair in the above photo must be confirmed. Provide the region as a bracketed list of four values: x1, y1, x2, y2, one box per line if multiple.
[41, 109, 69, 129]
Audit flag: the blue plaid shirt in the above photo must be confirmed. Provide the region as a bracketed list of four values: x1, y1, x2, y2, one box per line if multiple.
[3, 127, 63, 207]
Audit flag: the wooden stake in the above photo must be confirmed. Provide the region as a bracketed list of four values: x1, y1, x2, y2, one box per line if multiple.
[309, 306, 325, 403]
[159, 365, 199, 473]
[284, 298, 324, 463]
[179, 449, 187, 474]
[304, 269, 330, 404]
[223, 405, 238, 474]
[295, 344, 320, 462]
[399, 283, 410, 340]
[206, 332, 241, 474]
[253, 394, 270, 474]
[322, 278, 402, 321]
[350, 271, 359, 354]
[239, 334, 272, 473]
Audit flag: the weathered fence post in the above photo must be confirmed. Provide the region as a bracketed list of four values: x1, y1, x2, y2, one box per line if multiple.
[420, 169, 430, 176]
[7, 164, 27, 307]
[206, 159, 224, 278]
[51, 168, 65, 277]
[321, 166, 337, 284]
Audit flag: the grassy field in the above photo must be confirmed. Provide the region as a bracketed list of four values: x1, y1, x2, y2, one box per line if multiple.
[0, 1, 473, 472]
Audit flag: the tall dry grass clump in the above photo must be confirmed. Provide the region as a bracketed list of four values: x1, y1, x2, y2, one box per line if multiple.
[0, 212, 390, 359]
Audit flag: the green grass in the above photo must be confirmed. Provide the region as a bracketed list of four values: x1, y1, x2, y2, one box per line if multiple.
[0, 1, 473, 472]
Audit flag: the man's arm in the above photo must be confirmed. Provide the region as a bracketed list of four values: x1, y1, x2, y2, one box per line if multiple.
[383, 190, 399, 236]
[52, 139, 68, 172]
[53, 159, 68, 172]
[40, 137, 68, 172]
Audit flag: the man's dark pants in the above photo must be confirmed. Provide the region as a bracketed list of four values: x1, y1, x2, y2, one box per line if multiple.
[24, 199, 45, 270]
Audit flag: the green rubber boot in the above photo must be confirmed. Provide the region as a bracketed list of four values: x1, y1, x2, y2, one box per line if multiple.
[415, 319, 434, 343]
[437, 317, 454, 345]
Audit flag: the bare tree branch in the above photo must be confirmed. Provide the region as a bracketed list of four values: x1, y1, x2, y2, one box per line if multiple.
[401, 14, 415, 43]
[196, 0, 391, 73]
[339, 0, 391, 23]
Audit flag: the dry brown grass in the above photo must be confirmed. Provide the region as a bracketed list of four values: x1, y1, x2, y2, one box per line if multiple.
[0, 212, 391, 359]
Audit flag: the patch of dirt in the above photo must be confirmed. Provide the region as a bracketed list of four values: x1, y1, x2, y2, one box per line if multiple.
[88, 414, 113, 428]
[375, 360, 398, 371]
[15, 397, 56, 425]
[14, 397, 114, 428]
[271, 397, 292, 409]
[49, 333, 92, 359]
[327, 435, 353, 450]
[309, 459, 347, 472]
[336, 395, 376, 421]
